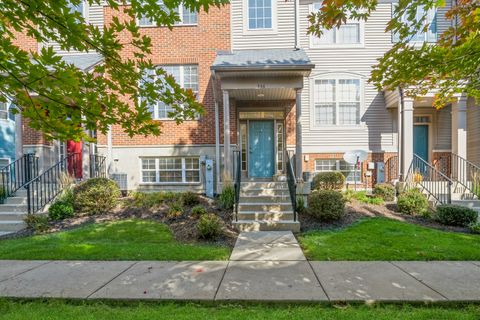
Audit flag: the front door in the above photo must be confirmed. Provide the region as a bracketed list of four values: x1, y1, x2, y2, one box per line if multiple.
[248, 120, 274, 178]
[413, 125, 429, 162]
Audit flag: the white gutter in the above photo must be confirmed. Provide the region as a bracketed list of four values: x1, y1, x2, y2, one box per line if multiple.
[211, 72, 221, 195]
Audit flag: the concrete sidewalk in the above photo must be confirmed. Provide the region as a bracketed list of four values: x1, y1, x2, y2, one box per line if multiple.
[0, 232, 479, 302]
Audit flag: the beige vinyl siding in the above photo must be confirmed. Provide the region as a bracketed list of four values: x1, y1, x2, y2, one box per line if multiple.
[434, 105, 451, 150]
[231, 0, 295, 50]
[467, 99, 480, 165]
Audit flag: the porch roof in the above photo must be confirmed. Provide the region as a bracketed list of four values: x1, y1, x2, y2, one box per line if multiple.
[211, 49, 314, 72]
[60, 53, 104, 72]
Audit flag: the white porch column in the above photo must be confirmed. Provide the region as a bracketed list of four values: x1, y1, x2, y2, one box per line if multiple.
[400, 97, 414, 180]
[295, 89, 303, 181]
[452, 95, 468, 159]
[14, 113, 23, 159]
[222, 90, 232, 181]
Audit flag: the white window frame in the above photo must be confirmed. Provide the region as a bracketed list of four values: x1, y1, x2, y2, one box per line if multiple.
[68, 0, 88, 22]
[0, 102, 9, 121]
[139, 157, 201, 184]
[314, 159, 360, 183]
[309, 3, 364, 48]
[137, 2, 198, 27]
[391, 3, 437, 43]
[310, 72, 364, 129]
[242, 0, 277, 34]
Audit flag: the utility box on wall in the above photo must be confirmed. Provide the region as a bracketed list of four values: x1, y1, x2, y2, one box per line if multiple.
[205, 159, 214, 198]
[376, 162, 385, 184]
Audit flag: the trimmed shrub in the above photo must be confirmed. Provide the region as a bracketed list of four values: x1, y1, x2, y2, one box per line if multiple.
[197, 214, 223, 239]
[374, 183, 396, 201]
[73, 178, 121, 215]
[182, 191, 200, 206]
[24, 214, 49, 233]
[435, 205, 478, 227]
[48, 201, 74, 220]
[469, 222, 480, 234]
[191, 205, 208, 217]
[130, 191, 180, 208]
[167, 202, 183, 218]
[307, 190, 345, 221]
[311, 171, 346, 191]
[218, 184, 235, 210]
[397, 189, 429, 216]
[344, 190, 384, 205]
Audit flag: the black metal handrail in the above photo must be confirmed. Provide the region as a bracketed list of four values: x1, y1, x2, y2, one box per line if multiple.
[451, 153, 480, 198]
[233, 150, 241, 222]
[24, 153, 80, 214]
[0, 153, 38, 203]
[286, 151, 297, 221]
[90, 154, 107, 178]
[405, 154, 453, 205]
[385, 155, 399, 182]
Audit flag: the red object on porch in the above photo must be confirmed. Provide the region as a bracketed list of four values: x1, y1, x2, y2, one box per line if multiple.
[67, 140, 83, 179]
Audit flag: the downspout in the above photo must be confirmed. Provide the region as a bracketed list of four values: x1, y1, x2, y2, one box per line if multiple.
[399, 86, 405, 182]
[211, 72, 221, 195]
[294, 0, 299, 49]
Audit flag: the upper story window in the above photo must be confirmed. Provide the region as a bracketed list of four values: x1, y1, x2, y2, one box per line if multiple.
[392, 4, 437, 43]
[143, 65, 199, 120]
[0, 102, 9, 120]
[138, 3, 198, 27]
[313, 76, 361, 126]
[310, 3, 363, 47]
[67, 1, 85, 18]
[247, 0, 273, 29]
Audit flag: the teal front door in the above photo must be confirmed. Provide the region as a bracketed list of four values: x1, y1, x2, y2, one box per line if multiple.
[414, 125, 429, 162]
[248, 120, 275, 178]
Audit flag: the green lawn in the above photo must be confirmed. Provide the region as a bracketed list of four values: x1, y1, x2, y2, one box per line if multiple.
[299, 217, 480, 261]
[0, 300, 479, 320]
[0, 219, 230, 261]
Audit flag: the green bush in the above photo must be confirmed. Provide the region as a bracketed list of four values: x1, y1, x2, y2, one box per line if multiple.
[307, 190, 345, 221]
[0, 187, 6, 204]
[296, 196, 306, 213]
[397, 189, 429, 216]
[73, 178, 121, 215]
[182, 191, 200, 206]
[197, 213, 223, 239]
[24, 214, 49, 233]
[435, 205, 478, 227]
[191, 205, 208, 217]
[469, 222, 480, 234]
[218, 184, 235, 210]
[344, 190, 384, 205]
[48, 201, 74, 221]
[130, 191, 180, 208]
[311, 171, 346, 191]
[167, 202, 183, 218]
[373, 183, 396, 201]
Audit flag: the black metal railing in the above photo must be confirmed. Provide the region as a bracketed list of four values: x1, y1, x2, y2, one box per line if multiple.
[0, 153, 38, 203]
[24, 153, 80, 214]
[451, 153, 480, 198]
[385, 155, 399, 182]
[286, 151, 297, 221]
[90, 154, 107, 178]
[405, 154, 453, 205]
[233, 150, 241, 222]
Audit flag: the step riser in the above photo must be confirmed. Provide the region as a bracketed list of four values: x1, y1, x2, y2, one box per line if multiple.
[0, 222, 26, 232]
[0, 205, 28, 213]
[0, 213, 27, 221]
[240, 190, 290, 197]
[4, 197, 28, 205]
[241, 182, 288, 189]
[238, 204, 293, 212]
[238, 196, 292, 204]
[451, 200, 480, 208]
[233, 221, 300, 232]
[237, 212, 294, 221]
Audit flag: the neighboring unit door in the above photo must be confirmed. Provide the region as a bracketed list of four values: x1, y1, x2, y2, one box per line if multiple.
[413, 125, 429, 162]
[67, 140, 83, 179]
[248, 120, 275, 178]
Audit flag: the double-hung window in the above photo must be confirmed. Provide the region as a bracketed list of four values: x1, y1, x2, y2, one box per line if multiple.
[392, 4, 437, 42]
[67, 1, 85, 18]
[314, 77, 361, 126]
[144, 65, 198, 120]
[247, 0, 273, 30]
[310, 3, 362, 46]
[0, 102, 8, 120]
[314, 159, 360, 183]
[138, 2, 197, 26]
[141, 157, 200, 183]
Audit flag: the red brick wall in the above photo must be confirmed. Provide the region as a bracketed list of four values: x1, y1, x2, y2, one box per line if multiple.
[101, 5, 231, 146]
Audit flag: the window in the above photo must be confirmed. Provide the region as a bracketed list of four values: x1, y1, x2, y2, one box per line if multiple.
[276, 122, 284, 172]
[138, 2, 197, 26]
[310, 3, 362, 46]
[392, 4, 437, 43]
[143, 65, 198, 120]
[314, 77, 361, 126]
[0, 158, 10, 169]
[141, 157, 200, 183]
[314, 159, 360, 183]
[0, 102, 8, 120]
[247, 0, 273, 29]
[240, 123, 247, 171]
[67, 1, 85, 17]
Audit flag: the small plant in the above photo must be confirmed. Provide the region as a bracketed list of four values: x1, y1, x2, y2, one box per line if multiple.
[469, 222, 480, 234]
[413, 171, 423, 183]
[24, 214, 49, 233]
[296, 196, 306, 213]
[344, 190, 384, 205]
[73, 178, 121, 215]
[130, 191, 181, 208]
[182, 191, 200, 206]
[197, 213, 223, 239]
[373, 183, 396, 201]
[311, 171, 346, 191]
[167, 202, 183, 218]
[307, 190, 345, 221]
[191, 205, 208, 217]
[435, 205, 478, 227]
[397, 189, 429, 216]
[48, 201, 74, 221]
[218, 184, 235, 210]
[0, 187, 6, 204]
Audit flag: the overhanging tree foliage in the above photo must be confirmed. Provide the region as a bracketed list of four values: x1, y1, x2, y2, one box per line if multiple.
[0, 0, 227, 141]
[308, 0, 480, 108]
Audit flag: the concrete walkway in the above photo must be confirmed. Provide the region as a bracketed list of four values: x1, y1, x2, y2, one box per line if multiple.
[1, 231, 480, 302]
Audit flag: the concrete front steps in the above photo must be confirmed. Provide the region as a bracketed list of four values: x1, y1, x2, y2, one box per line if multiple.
[233, 181, 300, 232]
[0, 190, 29, 236]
